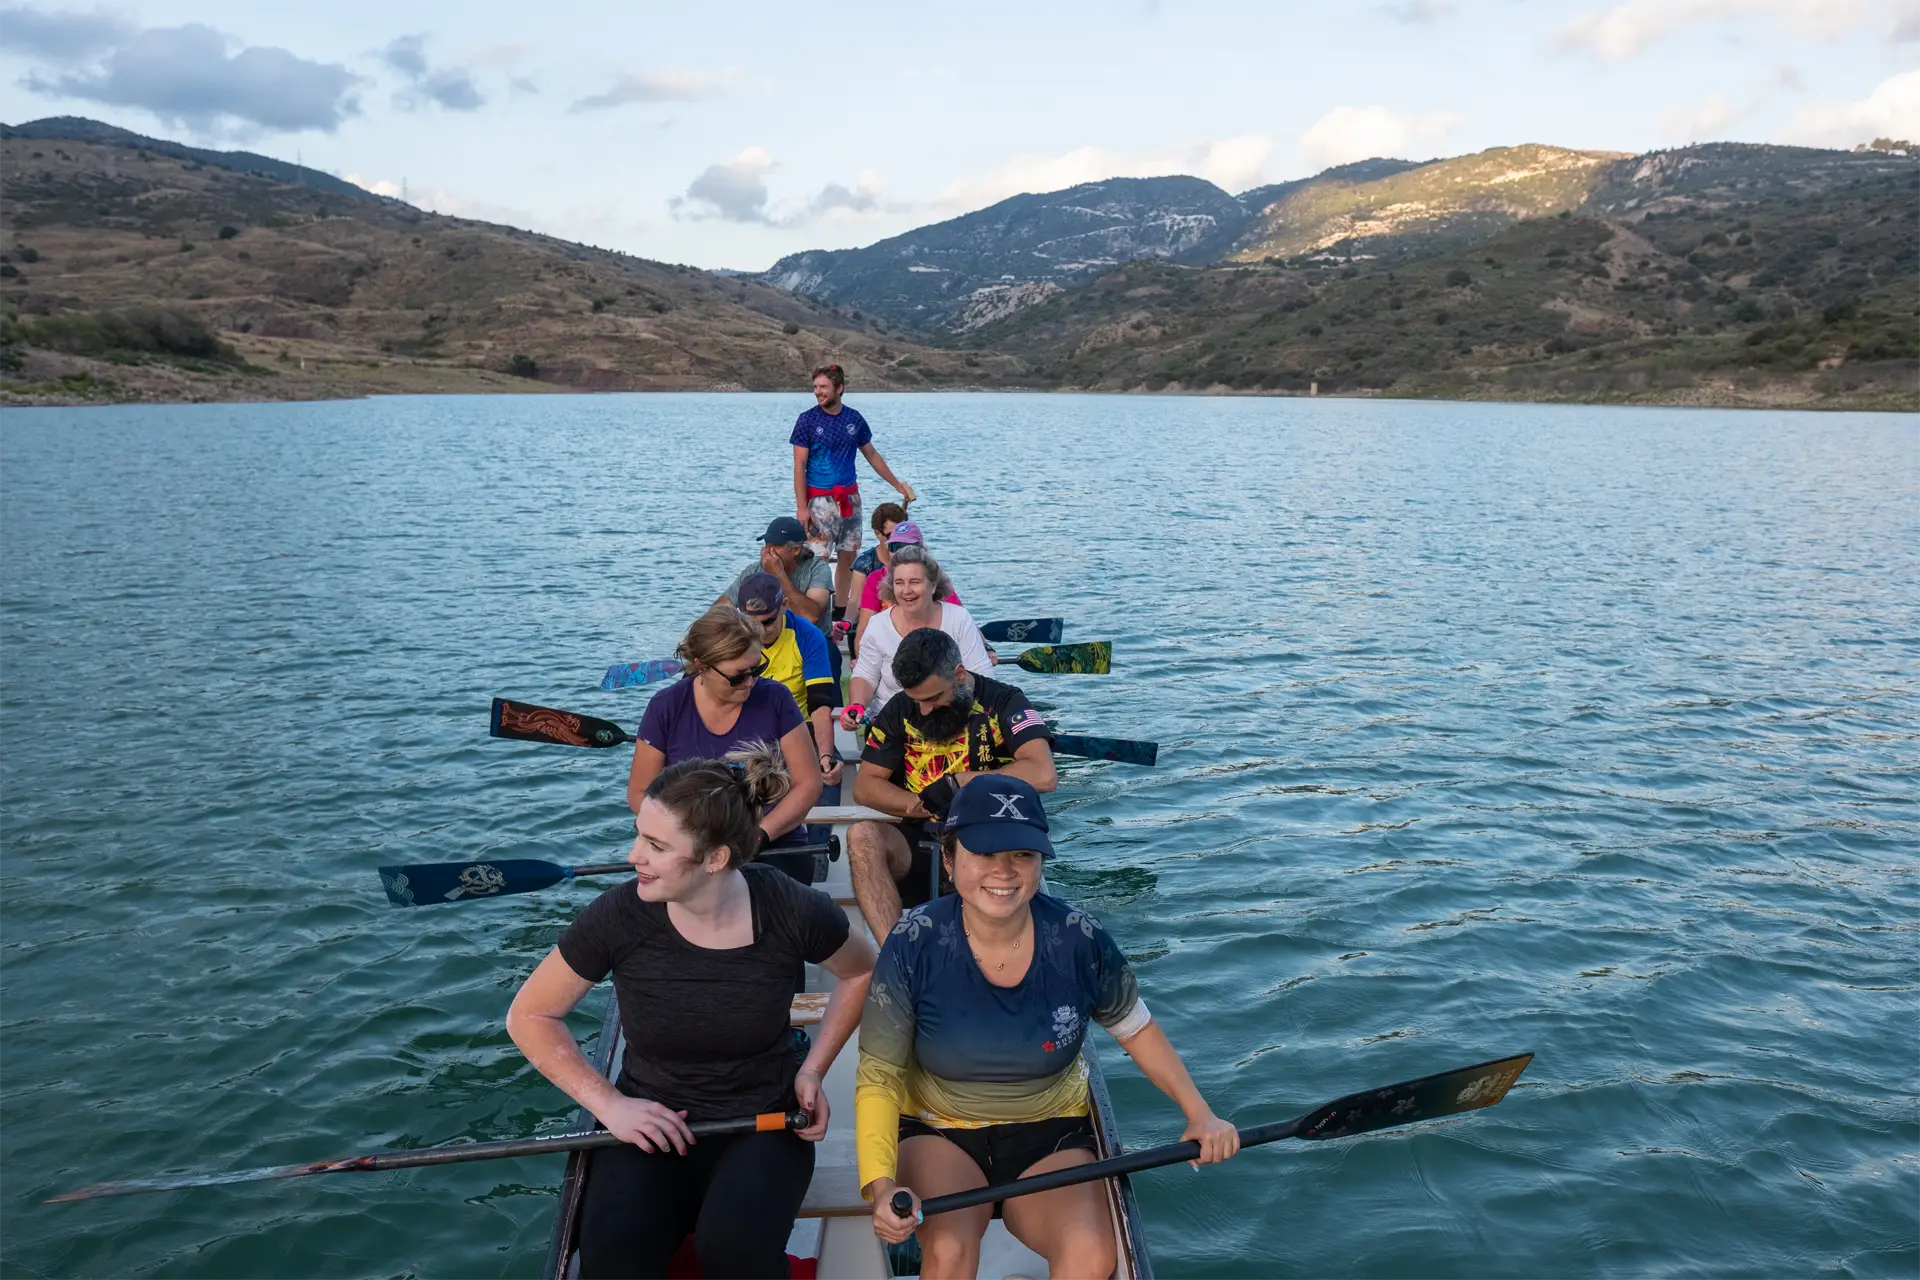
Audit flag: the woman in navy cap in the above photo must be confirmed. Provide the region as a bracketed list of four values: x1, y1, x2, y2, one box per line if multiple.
[854, 776, 1239, 1277]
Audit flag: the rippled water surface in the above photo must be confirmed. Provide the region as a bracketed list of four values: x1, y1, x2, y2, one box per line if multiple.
[3, 394, 1916, 1279]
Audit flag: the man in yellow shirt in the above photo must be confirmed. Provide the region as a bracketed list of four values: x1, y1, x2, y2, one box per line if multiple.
[736, 572, 841, 786]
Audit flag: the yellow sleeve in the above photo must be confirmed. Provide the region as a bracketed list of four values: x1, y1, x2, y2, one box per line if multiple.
[855, 1049, 909, 1198]
[854, 933, 919, 1197]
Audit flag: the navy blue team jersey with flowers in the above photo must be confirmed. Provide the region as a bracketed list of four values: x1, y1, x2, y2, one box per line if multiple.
[853, 890, 1152, 1189]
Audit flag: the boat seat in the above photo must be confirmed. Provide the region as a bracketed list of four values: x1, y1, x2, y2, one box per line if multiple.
[797, 1160, 870, 1218]
[803, 804, 891, 825]
[789, 991, 830, 1026]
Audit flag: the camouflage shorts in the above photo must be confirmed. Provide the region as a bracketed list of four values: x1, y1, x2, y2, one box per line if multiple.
[807, 490, 863, 555]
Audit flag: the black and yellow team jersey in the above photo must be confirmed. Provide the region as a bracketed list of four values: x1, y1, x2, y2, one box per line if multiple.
[859, 674, 1052, 817]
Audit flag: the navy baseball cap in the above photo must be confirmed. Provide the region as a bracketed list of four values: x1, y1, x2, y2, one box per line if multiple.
[759, 516, 808, 546]
[944, 775, 1053, 857]
[737, 572, 784, 616]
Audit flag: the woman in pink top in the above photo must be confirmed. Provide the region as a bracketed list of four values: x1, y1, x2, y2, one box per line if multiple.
[853, 521, 960, 653]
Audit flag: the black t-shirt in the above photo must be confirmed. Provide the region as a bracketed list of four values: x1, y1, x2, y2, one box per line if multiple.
[859, 673, 1052, 820]
[556, 864, 850, 1120]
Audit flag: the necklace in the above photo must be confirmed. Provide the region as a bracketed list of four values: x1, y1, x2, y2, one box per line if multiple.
[964, 924, 1022, 972]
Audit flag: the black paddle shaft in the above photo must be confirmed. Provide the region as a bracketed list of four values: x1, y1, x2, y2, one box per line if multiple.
[50, 1112, 810, 1202]
[891, 1051, 1533, 1221]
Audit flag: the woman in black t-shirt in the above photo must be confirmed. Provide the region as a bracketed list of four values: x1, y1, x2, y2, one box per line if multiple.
[508, 745, 877, 1279]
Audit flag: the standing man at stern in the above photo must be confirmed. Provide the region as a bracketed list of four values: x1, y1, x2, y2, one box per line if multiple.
[792, 364, 917, 620]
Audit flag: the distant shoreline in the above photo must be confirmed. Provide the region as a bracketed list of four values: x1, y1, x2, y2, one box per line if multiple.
[5, 346, 1912, 414]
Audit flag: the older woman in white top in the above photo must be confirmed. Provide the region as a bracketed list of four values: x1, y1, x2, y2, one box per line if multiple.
[841, 546, 994, 727]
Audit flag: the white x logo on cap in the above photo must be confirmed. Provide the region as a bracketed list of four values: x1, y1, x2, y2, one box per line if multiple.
[991, 794, 1026, 820]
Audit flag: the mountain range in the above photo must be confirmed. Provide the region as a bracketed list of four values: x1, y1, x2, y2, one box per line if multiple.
[2, 116, 1913, 409]
[759, 158, 1425, 333]
[757, 139, 1913, 407]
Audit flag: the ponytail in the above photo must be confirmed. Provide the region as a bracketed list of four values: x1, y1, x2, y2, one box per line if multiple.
[643, 741, 792, 870]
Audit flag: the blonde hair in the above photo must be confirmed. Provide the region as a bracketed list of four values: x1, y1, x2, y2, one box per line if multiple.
[676, 603, 762, 673]
[880, 545, 955, 605]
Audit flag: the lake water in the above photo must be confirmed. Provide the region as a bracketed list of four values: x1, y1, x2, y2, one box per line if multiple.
[1, 393, 1915, 1279]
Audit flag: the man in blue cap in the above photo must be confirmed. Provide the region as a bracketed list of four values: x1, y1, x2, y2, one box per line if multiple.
[722, 516, 835, 633]
[734, 571, 842, 787]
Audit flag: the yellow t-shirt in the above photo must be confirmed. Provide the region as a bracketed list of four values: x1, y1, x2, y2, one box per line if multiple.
[759, 611, 834, 714]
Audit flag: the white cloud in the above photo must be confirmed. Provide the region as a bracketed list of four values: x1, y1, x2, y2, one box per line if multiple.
[1661, 92, 1748, 140]
[569, 68, 727, 112]
[1296, 106, 1460, 171]
[671, 146, 774, 221]
[934, 135, 1275, 211]
[1785, 68, 1920, 145]
[347, 172, 403, 198]
[1895, 0, 1920, 41]
[380, 34, 484, 112]
[11, 12, 360, 135]
[668, 148, 891, 227]
[1554, 0, 1866, 62]
[0, 4, 133, 60]
[1379, 0, 1456, 23]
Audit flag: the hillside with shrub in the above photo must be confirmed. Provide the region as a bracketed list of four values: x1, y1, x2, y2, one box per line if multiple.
[0, 119, 1022, 404]
[961, 145, 1916, 408]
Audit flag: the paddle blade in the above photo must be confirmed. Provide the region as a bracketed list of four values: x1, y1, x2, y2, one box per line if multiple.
[491, 698, 630, 749]
[601, 659, 684, 691]
[1296, 1052, 1534, 1141]
[980, 617, 1063, 645]
[1016, 641, 1111, 675]
[1054, 734, 1159, 767]
[379, 858, 578, 907]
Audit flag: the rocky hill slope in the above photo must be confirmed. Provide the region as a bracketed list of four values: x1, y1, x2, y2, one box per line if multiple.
[1229, 144, 1628, 262]
[760, 175, 1256, 335]
[0, 119, 1023, 404]
[962, 145, 1916, 409]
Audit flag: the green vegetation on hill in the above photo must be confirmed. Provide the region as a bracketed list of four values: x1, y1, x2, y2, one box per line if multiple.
[967, 154, 1917, 408]
[1231, 144, 1626, 262]
[1, 122, 1025, 402]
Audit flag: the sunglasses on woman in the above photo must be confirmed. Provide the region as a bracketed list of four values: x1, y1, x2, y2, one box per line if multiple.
[711, 657, 769, 688]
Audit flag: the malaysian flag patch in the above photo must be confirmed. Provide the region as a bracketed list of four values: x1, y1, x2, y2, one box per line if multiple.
[1009, 709, 1047, 736]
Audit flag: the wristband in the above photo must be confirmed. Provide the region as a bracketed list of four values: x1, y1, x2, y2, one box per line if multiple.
[845, 703, 866, 721]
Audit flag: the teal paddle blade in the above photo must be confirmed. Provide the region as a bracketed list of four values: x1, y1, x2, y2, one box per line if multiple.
[1015, 641, 1111, 675]
[1054, 734, 1158, 766]
[980, 617, 1063, 645]
[379, 858, 581, 906]
[601, 659, 684, 691]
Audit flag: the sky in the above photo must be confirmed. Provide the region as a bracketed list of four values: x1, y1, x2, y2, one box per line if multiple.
[1, 0, 1915, 271]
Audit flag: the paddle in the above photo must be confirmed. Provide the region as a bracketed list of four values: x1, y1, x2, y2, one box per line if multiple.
[1013, 641, 1111, 675]
[1053, 734, 1158, 767]
[379, 839, 838, 907]
[49, 1111, 810, 1203]
[601, 659, 684, 691]
[892, 1051, 1532, 1221]
[501, 696, 1146, 767]
[980, 617, 1064, 645]
[493, 697, 632, 748]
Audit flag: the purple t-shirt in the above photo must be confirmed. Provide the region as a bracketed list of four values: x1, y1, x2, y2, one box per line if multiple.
[637, 677, 804, 763]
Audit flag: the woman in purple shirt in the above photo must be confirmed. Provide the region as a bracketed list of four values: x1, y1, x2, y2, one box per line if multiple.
[627, 605, 824, 882]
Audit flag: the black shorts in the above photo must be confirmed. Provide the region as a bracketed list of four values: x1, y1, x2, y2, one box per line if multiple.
[893, 820, 942, 910]
[897, 1115, 1097, 1217]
